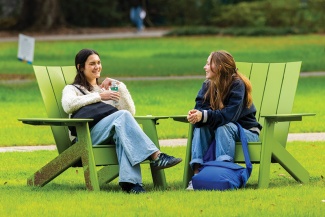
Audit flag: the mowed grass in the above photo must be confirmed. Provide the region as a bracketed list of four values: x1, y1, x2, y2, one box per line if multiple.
[0, 34, 324, 217]
[0, 143, 324, 217]
[0, 76, 324, 146]
[0, 34, 323, 79]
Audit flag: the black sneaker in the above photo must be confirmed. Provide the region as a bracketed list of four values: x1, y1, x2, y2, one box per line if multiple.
[120, 182, 145, 194]
[150, 153, 182, 170]
[129, 183, 145, 194]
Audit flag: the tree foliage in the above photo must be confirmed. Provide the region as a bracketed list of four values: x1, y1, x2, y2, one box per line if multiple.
[18, 0, 65, 30]
[0, 0, 323, 32]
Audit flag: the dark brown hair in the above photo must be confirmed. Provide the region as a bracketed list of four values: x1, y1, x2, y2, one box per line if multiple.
[73, 48, 100, 91]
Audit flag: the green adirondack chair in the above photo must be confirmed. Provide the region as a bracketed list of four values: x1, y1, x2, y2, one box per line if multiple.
[171, 61, 315, 189]
[18, 66, 168, 191]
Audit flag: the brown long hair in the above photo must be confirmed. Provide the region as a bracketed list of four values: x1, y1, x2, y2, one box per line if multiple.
[205, 50, 253, 110]
[73, 48, 100, 91]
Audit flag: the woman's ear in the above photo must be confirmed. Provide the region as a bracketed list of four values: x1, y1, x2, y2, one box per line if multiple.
[77, 64, 80, 70]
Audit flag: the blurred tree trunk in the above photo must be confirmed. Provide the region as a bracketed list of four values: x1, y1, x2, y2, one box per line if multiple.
[15, 0, 65, 30]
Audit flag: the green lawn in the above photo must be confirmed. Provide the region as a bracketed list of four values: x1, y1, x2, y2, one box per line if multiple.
[0, 34, 324, 216]
[0, 144, 324, 216]
[0, 34, 323, 79]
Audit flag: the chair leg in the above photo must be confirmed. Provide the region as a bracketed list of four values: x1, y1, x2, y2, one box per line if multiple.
[81, 152, 100, 191]
[272, 142, 309, 183]
[76, 125, 100, 191]
[27, 142, 84, 188]
[139, 119, 167, 190]
[258, 120, 274, 188]
[183, 124, 194, 189]
[97, 165, 119, 186]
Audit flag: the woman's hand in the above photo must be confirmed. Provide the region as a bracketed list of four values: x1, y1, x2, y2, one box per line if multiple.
[99, 90, 120, 101]
[187, 109, 202, 124]
[100, 77, 120, 90]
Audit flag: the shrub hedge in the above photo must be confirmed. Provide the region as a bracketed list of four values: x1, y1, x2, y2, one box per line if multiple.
[1, 0, 324, 34]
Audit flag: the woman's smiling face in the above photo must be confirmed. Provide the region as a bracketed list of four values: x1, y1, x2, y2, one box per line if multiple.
[83, 54, 102, 84]
[204, 54, 217, 80]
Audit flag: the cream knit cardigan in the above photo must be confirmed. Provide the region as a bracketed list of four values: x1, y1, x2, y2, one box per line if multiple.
[61, 81, 136, 116]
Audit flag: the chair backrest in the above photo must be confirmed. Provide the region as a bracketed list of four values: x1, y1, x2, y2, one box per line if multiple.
[33, 66, 76, 153]
[34, 62, 301, 153]
[236, 62, 302, 147]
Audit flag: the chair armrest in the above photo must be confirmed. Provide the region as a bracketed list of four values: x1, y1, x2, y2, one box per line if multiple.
[260, 113, 315, 122]
[19, 116, 169, 127]
[18, 118, 93, 126]
[134, 115, 169, 121]
[169, 115, 188, 123]
[168, 113, 316, 124]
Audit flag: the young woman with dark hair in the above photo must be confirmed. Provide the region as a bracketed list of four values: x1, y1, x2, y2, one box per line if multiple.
[62, 49, 182, 194]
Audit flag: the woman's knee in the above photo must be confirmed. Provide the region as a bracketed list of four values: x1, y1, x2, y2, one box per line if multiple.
[115, 110, 132, 119]
[215, 123, 237, 137]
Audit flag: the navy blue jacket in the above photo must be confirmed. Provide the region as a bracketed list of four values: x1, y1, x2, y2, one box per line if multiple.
[194, 79, 262, 132]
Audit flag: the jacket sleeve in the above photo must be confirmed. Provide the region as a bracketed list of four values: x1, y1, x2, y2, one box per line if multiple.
[61, 85, 102, 114]
[193, 81, 211, 128]
[199, 80, 246, 130]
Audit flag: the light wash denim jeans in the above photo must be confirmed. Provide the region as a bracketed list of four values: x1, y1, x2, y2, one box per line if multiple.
[90, 110, 158, 184]
[190, 122, 260, 169]
[130, 6, 144, 31]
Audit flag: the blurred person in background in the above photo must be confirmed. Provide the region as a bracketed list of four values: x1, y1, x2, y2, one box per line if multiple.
[130, 0, 146, 32]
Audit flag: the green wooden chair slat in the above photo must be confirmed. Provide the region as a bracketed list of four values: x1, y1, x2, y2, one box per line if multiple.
[33, 66, 59, 118]
[170, 61, 315, 189]
[61, 66, 76, 84]
[47, 66, 68, 118]
[19, 65, 167, 191]
[249, 63, 269, 120]
[258, 63, 286, 140]
[236, 62, 252, 78]
[274, 62, 302, 146]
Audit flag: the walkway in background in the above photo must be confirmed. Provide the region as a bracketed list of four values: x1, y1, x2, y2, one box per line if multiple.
[0, 29, 169, 42]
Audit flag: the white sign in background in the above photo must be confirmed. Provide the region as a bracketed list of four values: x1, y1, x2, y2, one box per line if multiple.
[17, 34, 35, 64]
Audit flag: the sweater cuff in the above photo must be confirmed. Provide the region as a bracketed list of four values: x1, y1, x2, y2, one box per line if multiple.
[94, 92, 102, 101]
[202, 110, 208, 123]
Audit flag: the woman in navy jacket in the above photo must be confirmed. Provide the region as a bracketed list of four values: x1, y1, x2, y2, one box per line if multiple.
[186, 50, 262, 189]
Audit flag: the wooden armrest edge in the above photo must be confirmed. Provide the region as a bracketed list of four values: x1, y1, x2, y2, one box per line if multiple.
[261, 113, 315, 122]
[18, 118, 93, 126]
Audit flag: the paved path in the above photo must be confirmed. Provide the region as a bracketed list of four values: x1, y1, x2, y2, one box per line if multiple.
[1, 132, 324, 153]
[0, 29, 169, 42]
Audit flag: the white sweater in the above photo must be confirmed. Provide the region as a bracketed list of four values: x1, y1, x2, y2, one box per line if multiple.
[61, 82, 136, 116]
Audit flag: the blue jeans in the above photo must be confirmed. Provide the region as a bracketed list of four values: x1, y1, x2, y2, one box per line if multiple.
[130, 6, 144, 31]
[90, 110, 158, 184]
[190, 123, 260, 168]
